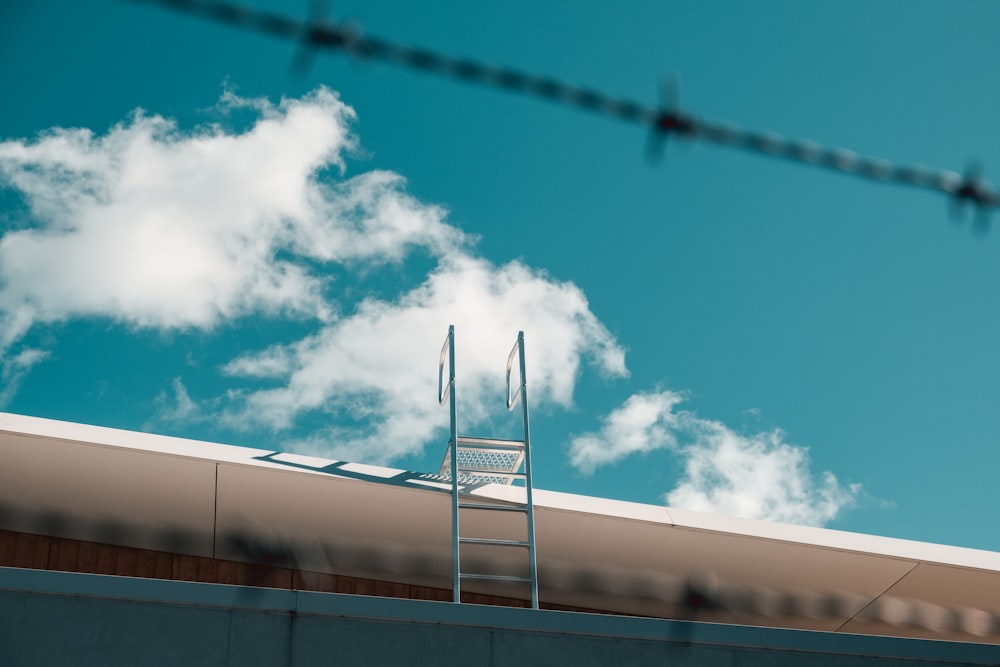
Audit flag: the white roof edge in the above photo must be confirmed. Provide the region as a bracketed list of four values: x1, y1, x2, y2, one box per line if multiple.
[663, 505, 1000, 572]
[0, 412, 272, 462]
[519, 487, 1000, 572]
[4, 411, 1000, 572]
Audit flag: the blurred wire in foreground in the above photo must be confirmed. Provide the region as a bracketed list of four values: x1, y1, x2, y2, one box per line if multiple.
[125, 0, 999, 226]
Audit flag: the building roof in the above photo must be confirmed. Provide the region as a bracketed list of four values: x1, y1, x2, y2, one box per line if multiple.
[1, 411, 998, 643]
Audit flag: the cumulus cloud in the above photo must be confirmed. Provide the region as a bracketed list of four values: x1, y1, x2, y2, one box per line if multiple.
[0, 87, 463, 353]
[0, 85, 627, 467]
[568, 390, 683, 473]
[2, 86, 848, 525]
[666, 420, 861, 525]
[569, 391, 859, 526]
[222, 253, 627, 463]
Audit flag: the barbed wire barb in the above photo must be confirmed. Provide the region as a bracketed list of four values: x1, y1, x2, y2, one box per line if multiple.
[124, 0, 1000, 227]
[289, 0, 332, 78]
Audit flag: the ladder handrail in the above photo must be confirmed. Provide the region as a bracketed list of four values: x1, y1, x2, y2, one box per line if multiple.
[438, 330, 454, 405]
[506, 338, 522, 411]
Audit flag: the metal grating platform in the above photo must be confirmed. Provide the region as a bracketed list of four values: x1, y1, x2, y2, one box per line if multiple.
[438, 437, 526, 486]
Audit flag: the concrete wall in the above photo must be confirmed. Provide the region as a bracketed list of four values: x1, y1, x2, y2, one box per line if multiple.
[2, 567, 998, 666]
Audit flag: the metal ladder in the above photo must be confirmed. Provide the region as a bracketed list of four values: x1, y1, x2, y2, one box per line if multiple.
[437, 325, 539, 609]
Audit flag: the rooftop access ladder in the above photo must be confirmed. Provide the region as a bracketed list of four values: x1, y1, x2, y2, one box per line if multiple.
[437, 325, 539, 609]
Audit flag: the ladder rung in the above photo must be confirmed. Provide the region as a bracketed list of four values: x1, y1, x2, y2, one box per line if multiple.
[456, 436, 524, 450]
[457, 436, 524, 446]
[457, 468, 525, 478]
[459, 537, 530, 547]
[460, 573, 532, 583]
[458, 502, 528, 512]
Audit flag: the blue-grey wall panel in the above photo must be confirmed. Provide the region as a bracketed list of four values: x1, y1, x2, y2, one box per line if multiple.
[0, 591, 231, 666]
[1, 568, 998, 666]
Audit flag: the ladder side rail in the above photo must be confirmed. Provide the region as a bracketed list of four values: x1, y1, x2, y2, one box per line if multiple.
[439, 325, 460, 604]
[519, 332, 540, 610]
[508, 331, 539, 609]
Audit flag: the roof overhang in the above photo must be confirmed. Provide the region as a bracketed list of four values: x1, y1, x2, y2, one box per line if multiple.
[1, 412, 998, 643]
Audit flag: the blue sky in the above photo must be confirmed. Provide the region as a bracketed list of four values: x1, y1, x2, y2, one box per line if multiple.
[2, 1, 1000, 550]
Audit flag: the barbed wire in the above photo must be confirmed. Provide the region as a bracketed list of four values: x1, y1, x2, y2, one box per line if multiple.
[125, 0, 999, 225]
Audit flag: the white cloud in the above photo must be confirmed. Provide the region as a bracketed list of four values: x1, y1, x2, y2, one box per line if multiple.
[568, 390, 683, 473]
[568, 391, 859, 526]
[0, 88, 862, 528]
[0, 87, 860, 526]
[146, 377, 201, 429]
[0, 86, 628, 465]
[0, 87, 463, 353]
[0, 348, 49, 408]
[222, 253, 627, 464]
[666, 419, 860, 526]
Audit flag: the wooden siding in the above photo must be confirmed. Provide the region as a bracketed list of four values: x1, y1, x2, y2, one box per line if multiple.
[0, 528, 600, 612]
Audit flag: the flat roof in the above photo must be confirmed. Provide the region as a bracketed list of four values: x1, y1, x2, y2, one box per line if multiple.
[1, 411, 998, 643]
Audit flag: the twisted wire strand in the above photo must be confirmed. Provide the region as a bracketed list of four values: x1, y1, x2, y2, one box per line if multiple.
[125, 0, 998, 216]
